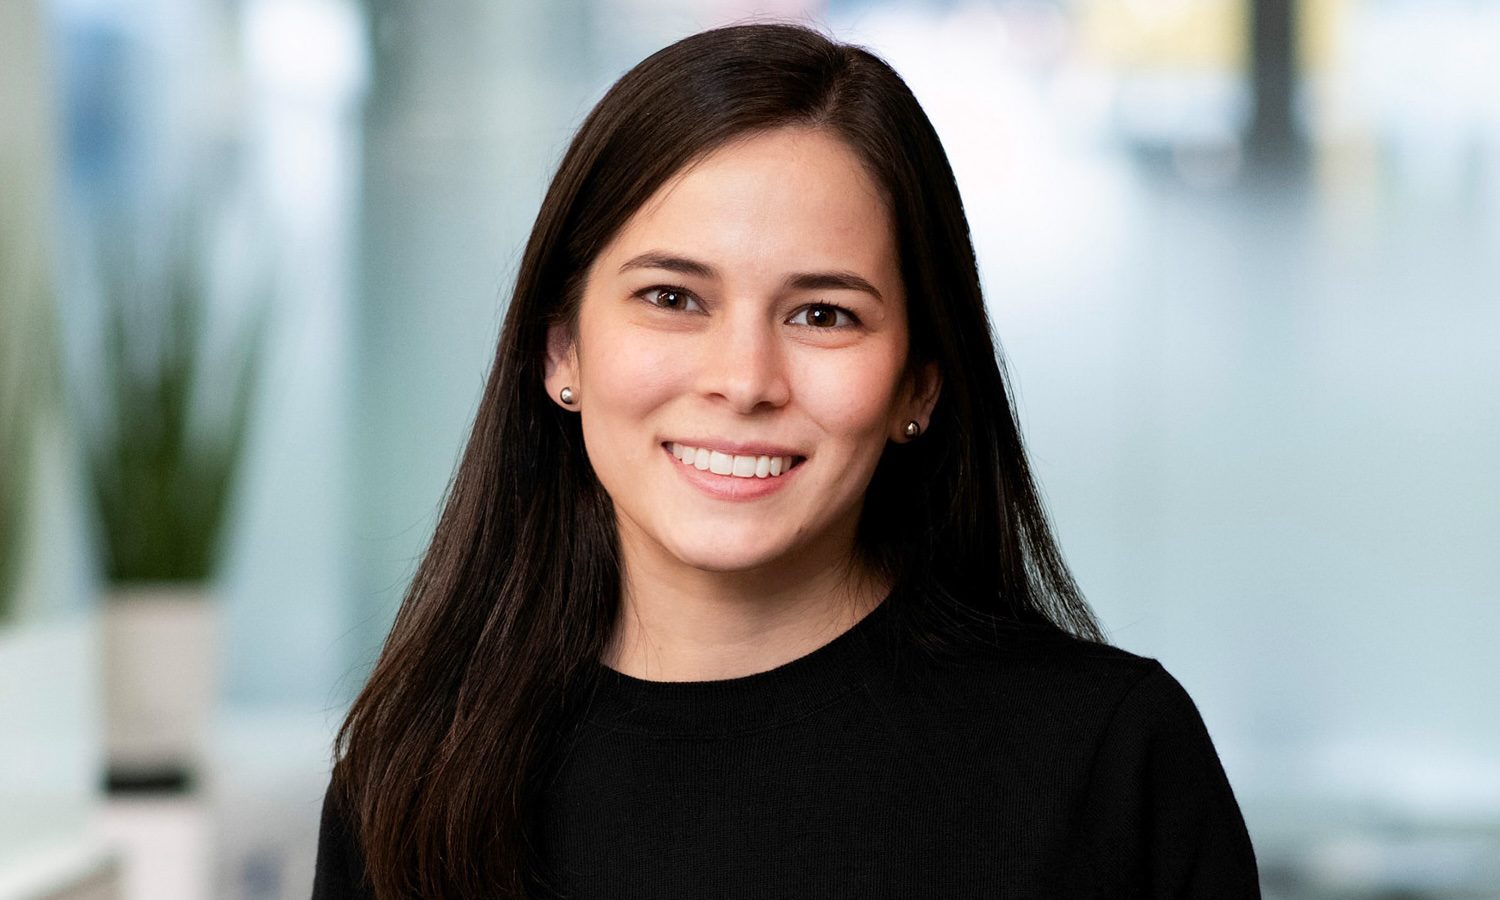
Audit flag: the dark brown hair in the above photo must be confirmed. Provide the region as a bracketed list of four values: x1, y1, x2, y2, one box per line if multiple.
[334, 21, 1105, 899]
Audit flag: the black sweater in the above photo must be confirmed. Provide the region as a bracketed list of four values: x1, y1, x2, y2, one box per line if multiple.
[314, 598, 1260, 898]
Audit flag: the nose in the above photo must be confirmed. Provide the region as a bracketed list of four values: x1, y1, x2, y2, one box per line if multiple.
[696, 305, 792, 413]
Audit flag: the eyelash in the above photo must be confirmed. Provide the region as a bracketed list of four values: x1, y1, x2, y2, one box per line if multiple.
[634, 285, 862, 329]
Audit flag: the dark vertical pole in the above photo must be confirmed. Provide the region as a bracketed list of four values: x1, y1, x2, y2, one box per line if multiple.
[1245, 0, 1305, 177]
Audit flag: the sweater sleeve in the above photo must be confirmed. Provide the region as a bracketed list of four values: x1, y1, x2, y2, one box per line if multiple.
[311, 778, 375, 900]
[1062, 660, 1261, 899]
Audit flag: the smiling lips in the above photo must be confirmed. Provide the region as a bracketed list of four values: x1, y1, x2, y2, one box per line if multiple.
[667, 441, 802, 479]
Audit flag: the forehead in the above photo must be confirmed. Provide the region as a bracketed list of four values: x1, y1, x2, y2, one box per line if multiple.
[594, 127, 900, 287]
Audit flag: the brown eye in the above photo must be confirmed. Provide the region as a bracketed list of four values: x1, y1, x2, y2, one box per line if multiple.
[642, 287, 701, 312]
[791, 304, 857, 328]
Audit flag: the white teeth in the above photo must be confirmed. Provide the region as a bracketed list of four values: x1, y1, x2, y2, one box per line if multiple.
[668, 443, 796, 480]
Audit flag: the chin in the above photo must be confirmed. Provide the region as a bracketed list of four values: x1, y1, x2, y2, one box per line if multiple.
[663, 536, 794, 575]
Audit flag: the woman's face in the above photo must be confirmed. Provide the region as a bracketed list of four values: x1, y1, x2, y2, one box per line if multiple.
[546, 126, 939, 583]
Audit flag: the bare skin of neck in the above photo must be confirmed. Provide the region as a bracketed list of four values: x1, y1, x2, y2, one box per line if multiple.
[601, 515, 890, 682]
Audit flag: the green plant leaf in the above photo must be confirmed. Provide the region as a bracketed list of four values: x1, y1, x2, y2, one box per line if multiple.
[78, 223, 271, 587]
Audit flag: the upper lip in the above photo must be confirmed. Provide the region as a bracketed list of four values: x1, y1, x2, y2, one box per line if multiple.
[664, 439, 806, 459]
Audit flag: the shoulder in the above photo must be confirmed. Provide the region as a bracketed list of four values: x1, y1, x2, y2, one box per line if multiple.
[964, 628, 1227, 766]
[901, 626, 1260, 893]
[1045, 647, 1261, 894]
[891, 617, 1168, 727]
[312, 774, 375, 900]
[975, 628, 1206, 736]
[877, 615, 1233, 776]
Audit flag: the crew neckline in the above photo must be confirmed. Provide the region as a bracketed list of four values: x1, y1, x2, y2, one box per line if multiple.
[583, 593, 896, 737]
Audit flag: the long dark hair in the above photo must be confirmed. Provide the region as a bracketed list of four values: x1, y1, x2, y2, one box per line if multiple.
[334, 21, 1105, 899]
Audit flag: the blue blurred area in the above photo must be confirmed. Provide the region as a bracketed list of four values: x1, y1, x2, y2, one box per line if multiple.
[3, 0, 1497, 897]
[58, 23, 131, 187]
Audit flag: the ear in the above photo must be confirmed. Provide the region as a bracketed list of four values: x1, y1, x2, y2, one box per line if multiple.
[543, 322, 580, 410]
[894, 359, 942, 441]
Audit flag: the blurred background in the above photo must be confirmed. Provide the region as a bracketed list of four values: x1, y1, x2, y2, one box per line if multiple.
[1, 0, 1496, 897]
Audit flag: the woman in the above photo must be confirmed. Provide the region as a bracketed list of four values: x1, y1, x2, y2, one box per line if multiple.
[314, 22, 1260, 900]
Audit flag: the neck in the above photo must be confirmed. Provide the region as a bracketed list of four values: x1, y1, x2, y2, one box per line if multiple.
[602, 529, 888, 682]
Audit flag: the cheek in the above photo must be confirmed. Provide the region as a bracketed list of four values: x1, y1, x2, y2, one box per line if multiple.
[792, 350, 904, 441]
[579, 325, 685, 414]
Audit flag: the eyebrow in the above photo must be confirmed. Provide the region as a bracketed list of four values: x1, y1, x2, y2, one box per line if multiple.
[617, 251, 884, 303]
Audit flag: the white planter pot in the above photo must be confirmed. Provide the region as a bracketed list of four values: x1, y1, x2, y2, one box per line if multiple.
[102, 583, 219, 790]
[0, 613, 101, 873]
